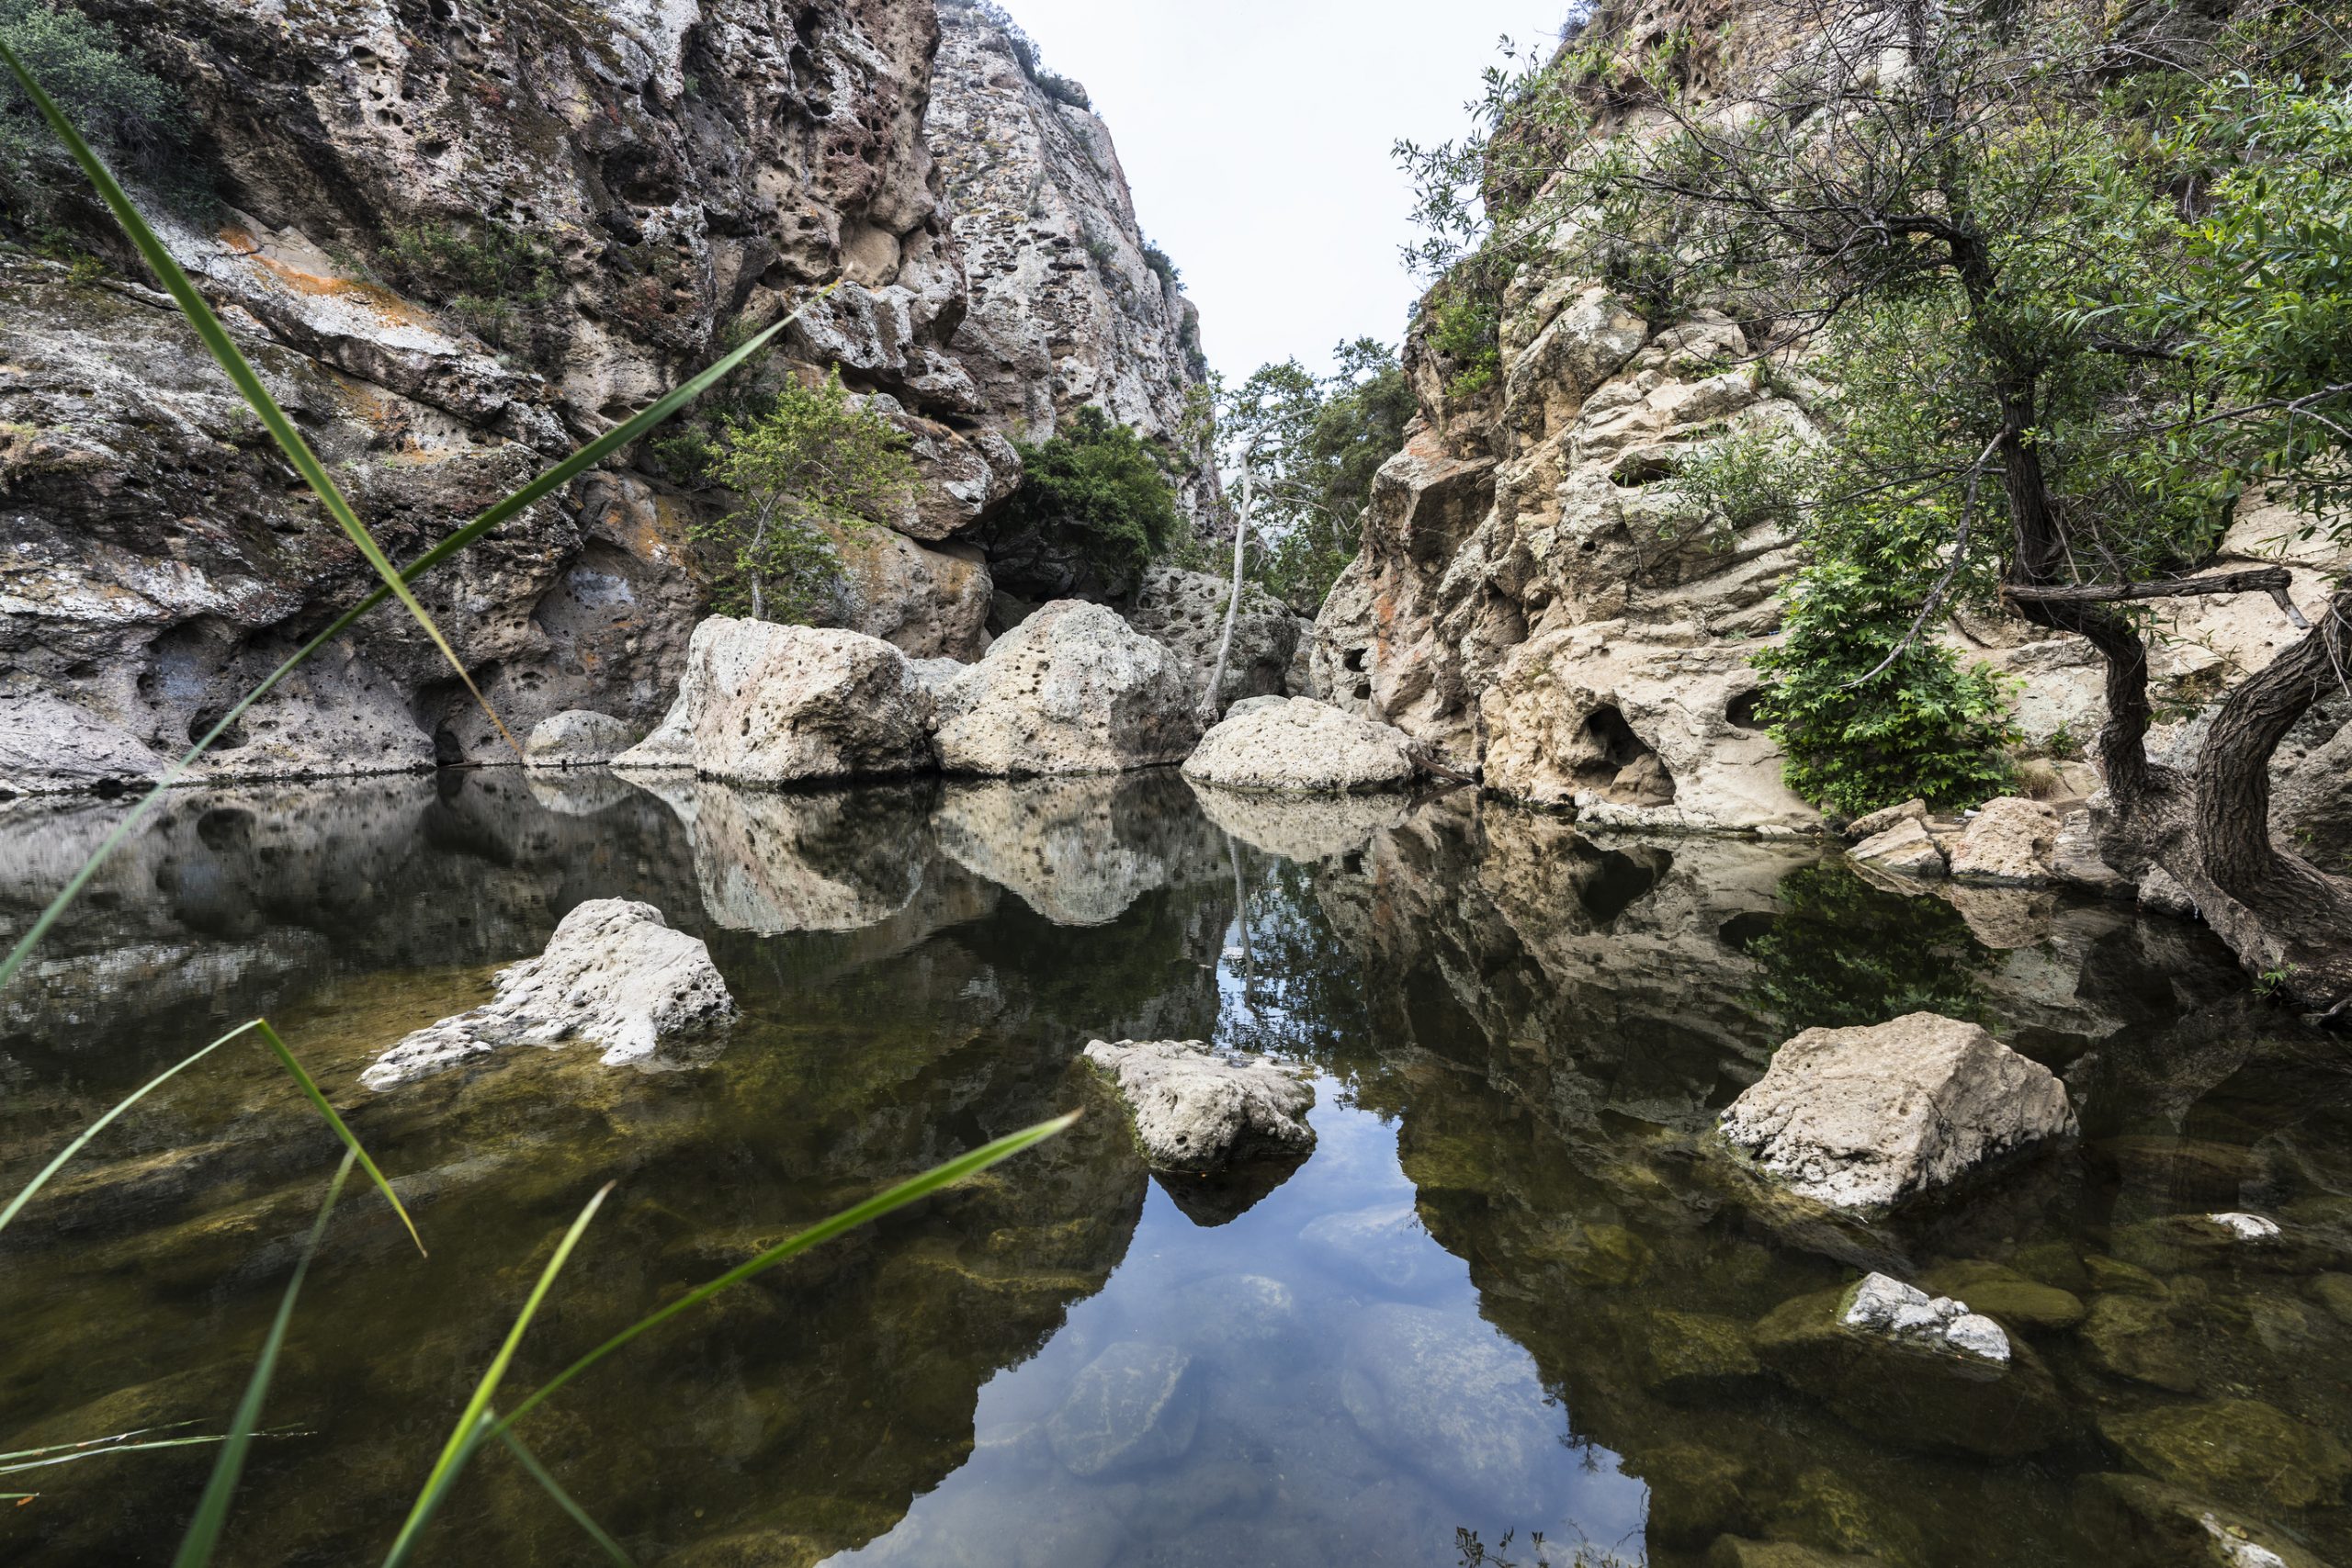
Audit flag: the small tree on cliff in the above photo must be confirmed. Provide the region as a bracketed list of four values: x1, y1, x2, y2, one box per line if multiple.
[695, 371, 917, 624]
[1404, 0, 2352, 1008]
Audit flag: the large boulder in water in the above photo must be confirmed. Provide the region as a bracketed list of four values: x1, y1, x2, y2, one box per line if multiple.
[1752, 1273, 2067, 1459]
[673, 616, 935, 785]
[523, 709, 634, 770]
[1718, 1011, 2076, 1211]
[1182, 697, 1416, 795]
[362, 899, 734, 1088]
[1082, 1038, 1314, 1172]
[933, 601, 1198, 775]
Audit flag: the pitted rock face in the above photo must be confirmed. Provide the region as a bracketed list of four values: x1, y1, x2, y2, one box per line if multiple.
[1082, 1038, 1317, 1172]
[1182, 698, 1416, 795]
[679, 618, 936, 786]
[933, 602, 1200, 775]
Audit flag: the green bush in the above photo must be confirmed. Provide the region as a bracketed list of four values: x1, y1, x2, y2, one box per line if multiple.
[0, 0, 185, 221]
[990, 406, 1183, 597]
[1751, 558, 2018, 818]
[379, 219, 563, 366]
[1423, 285, 1500, 398]
[693, 370, 917, 624]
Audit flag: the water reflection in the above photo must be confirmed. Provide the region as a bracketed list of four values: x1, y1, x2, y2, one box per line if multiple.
[0, 774, 2346, 1568]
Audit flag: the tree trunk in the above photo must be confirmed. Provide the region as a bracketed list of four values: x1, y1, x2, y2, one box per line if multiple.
[1203, 454, 1257, 721]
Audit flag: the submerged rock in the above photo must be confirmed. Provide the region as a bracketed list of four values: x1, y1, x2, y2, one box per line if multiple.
[2097, 1399, 2352, 1512]
[1718, 1011, 2077, 1211]
[523, 710, 635, 770]
[933, 601, 1199, 775]
[361, 899, 734, 1088]
[1705, 1539, 1890, 1568]
[1917, 1261, 2086, 1333]
[1181, 697, 1416, 795]
[1338, 1302, 1561, 1513]
[1081, 1038, 1314, 1172]
[1751, 1277, 2067, 1459]
[2077, 1472, 2335, 1568]
[2080, 1293, 2201, 1393]
[1045, 1341, 1196, 1478]
[1628, 1309, 1769, 1404]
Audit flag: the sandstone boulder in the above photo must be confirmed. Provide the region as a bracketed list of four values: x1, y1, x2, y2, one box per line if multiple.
[679, 618, 935, 786]
[1849, 817, 1947, 878]
[1045, 1341, 1197, 1478]
[933, 602, 1198, 775]
[1082, 1038, 1315, 1171]
[362, 900, 734, 1088]
[1844, 798, 1927, 841]
[1948, 796, 2062, 884]
[1181, 698, 1416, 795]
[1123, 565, 1301, 716]
[1718, 1011, 2077, 1210]
[611, 693, 692, 772]
[523, 710, 634, 770]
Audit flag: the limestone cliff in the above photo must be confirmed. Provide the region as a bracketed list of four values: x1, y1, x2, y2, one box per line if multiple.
[0, 0, 1208, 793]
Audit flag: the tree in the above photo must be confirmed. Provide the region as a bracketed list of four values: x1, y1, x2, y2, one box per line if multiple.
[1401, 0, 2352, 1007]
[982, 406, 1185, 600]
[694, 371, 917, 624]
[0, 0, 185, 222]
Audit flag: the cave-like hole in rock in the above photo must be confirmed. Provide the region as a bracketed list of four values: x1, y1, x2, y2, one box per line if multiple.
[1574, 705, 1677, 807]
[1726, 687, 1766, 730]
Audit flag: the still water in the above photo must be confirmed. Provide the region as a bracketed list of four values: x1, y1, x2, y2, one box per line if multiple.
[1, 769, 2347, 1566]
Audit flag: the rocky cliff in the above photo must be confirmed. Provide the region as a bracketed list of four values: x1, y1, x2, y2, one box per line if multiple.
[0, 0, 1209, 794]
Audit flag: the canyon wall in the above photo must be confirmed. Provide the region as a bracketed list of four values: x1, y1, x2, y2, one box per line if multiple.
[0, 0, 1209, 795]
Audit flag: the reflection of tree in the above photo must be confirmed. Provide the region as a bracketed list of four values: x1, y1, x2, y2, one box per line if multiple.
[1211, 853, 1377, 1067]
[1735, 861, 2000, 1032]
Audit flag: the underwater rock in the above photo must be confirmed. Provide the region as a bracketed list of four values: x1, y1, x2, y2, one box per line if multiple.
[1338, 1302, 1560, 1513]
[522, 709, 635, 770]
[2077, 1472, 2335, 1568]
[1629, 1309, 1769, 1404]
[361, 899, 734, 1088]
[1751, 1277, 2067, 1459]
[1181, 697, 1416, 794]
[1045, 1341, 1197, 1478]
[1082, 1038, 1314, 1173]
[2098, 1398, 2352, 1512]
[1718, 1011, 2077, 1211]
[1705, 1536, 1890, 1567]
[1917, 1261, 2086, 1332]
[2081, 1293, 2201, 1393]
[1633, 1442, 1758, 1547]
[933, 602, 1199, 775]
[2314, 1274, 2352, 1325]
[1296, 1201, 1454, 1297]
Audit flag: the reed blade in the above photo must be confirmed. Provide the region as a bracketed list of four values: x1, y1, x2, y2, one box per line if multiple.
[171, 1152, 355, 1568]
[253, 1022, 424, 1258]
[495, 1114, 1076, 1436]
[495, 1418, 634, 1566]
[381, 1183, 613, 1566]
[0, 36, 514, 757]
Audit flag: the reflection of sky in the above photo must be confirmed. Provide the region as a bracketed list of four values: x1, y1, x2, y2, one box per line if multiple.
[827, 918, 1649, 1568]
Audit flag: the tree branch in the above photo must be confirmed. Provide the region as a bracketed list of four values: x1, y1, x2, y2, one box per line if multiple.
[2002, 566, 2294, 607]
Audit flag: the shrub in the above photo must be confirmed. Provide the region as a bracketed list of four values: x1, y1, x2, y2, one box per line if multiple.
[1037, 70, 1091, 110]
[0, 0, 186, 221]
[1141, 239, 1181, 289]
[379, 219, 563, 366]
[694, 370, 918, 624]
[989, 406, 1183, 598]
[1423, 284, 1500, 399]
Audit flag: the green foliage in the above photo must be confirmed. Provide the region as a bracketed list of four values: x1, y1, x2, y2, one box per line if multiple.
[1738, 860, 2001, 1031]
[1424, 284, 1501, 398]
[0, 0, 187, 221]
[694, 370, 918, 623]
[990, 406, 1185, 597]
[1140, 238, 1181, 288]
[379, 220, 564, 366]
[1216, 339, 1413, 610]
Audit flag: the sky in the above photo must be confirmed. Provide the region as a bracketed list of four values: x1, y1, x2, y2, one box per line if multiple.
[997, 0, 1572, 384]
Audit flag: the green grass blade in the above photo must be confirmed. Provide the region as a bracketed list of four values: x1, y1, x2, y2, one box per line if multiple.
[494, 1114, 1076, 1437]
[0, 283, 831, 1006]
[494, 1417, 633, 1566]
[0, 38, 516, 760]
[171, 1152, 355, 1568]
[0, 1023, 256, 1239]
[252, 1022, 424, 1258]
[382, 1183, 614, 1567]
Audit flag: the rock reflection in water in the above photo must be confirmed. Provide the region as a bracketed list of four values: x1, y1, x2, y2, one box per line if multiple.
[3, 776, 2348, 1568]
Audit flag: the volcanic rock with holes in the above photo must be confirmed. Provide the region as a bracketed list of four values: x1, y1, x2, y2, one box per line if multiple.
[1718, 1011, 2078, 1211]
[932, 601, 1199, 775]
[523, 710, 636, 770]
[362, 898, 734, 1088]
[1124, 566, 1303, 716]
[671, 617, 935, 786]
[0, 0, 1209, 791]
[1082, 1038, 1316, 1172]
[1182, 697, 1416, 795]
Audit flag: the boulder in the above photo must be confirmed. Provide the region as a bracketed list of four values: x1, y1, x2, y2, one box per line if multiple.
[821, 523, 993, 661]
[1751, 1276, 2067, 1459]
[1628, 1309, 1769, 1404]
[1045, 1341, 1196, 1478]
[678, 617, 935, 786]
[1082, 1038, 1314, 1172]
[933, 601, 1199, 775]
[1916, 1261, 2086, 1332]
[1844, 798, 1927, 841]
[2076, 1472, 2335, 1568]
[1338, 1302, 1563, 1513]
[2097, 1399, 2352, 1512]
[611, 692, 693, 771]
[2080, 1293, 2201, 1393]
[361, 900, 734, 1088]
[522, 710, 635, 770]
[1848, 817, 1947, 877]
[1948, 796, 2062, 884]
[1718, 1011, 2077, 1211]
[1122, 565, 1301, 716]
[1181, 697, 1417, 795]
[1186, 780, 1409, 863]
[0, 693, 164, 797]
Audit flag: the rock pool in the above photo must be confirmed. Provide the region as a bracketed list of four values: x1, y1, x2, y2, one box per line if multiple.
[2, 771, 2347, 1566]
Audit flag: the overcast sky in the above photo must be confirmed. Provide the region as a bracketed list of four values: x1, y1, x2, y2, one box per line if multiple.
[995, 0, 1570, 384]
